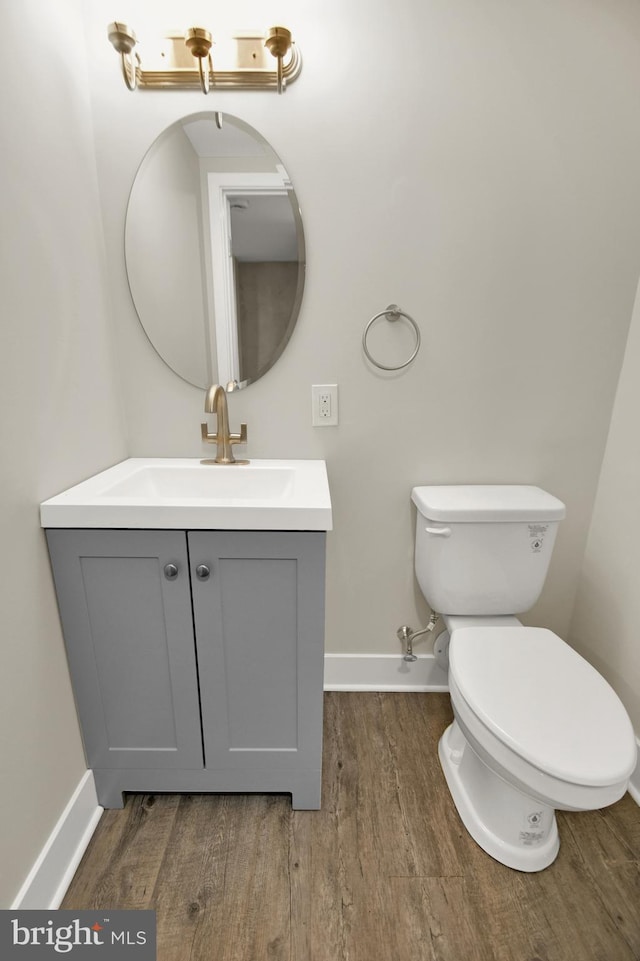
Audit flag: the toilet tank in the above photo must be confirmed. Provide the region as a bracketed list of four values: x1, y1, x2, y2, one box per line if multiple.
[411, 485, 566, 615]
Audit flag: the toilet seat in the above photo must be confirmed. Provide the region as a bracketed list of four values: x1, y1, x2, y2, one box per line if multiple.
[449, 627, 636, 791]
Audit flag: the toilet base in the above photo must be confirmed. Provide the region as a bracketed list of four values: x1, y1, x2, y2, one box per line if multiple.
[438, 721, 560, 872]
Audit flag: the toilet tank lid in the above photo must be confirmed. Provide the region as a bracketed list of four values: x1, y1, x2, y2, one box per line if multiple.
[411, 485, 566, 522]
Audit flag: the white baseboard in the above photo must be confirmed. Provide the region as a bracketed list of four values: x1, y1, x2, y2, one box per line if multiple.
[628, 736, 640, 807]
[12, 770, 103, 909]
[324, 653, 449, 692]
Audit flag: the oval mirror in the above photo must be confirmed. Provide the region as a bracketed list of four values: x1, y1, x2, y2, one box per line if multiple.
[125, 112, 305, 389]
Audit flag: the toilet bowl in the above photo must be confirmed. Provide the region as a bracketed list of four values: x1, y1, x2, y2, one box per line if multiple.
[411, 484, 638, 871]
[439, 621, 636, 871]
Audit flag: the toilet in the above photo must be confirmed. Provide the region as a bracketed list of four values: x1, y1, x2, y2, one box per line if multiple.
[412, 484, 637, 872]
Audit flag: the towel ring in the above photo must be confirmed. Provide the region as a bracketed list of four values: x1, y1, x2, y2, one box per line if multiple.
[362, 304, 421, 371]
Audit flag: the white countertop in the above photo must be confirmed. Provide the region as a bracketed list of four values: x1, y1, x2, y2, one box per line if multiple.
[40, 458, 333, 531]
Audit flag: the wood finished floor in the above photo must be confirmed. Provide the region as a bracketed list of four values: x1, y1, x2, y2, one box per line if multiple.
[63, 693, 640, 961]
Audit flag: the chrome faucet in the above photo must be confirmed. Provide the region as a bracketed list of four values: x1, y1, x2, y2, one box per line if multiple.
[200, 384, 248, 465]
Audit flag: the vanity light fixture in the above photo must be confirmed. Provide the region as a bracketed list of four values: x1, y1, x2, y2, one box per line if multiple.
[107, 22, 139, 90]
[107, 22, 300, 94]
[184, 27, 214, 95]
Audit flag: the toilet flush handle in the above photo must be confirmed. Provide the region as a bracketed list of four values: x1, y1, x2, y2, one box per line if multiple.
[425, 526, 452, 537]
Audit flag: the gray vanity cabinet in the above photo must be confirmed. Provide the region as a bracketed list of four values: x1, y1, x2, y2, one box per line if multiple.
[45, 529, 203, 772]
[190, 531, 325, 775]
[46, 528, 326, 810]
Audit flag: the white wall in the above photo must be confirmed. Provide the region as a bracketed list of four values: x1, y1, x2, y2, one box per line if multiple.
[569, 278, 640, 730]
[126, 126, 210, 385]
[85, 0, 640, 657]
[0, 1, 127, 906]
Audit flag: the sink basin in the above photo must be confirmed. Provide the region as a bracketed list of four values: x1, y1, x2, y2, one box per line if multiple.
[103, 463, 295, 501]
[40, 458, 332, 531]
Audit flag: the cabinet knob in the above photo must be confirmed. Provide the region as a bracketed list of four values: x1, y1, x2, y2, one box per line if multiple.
[163, 563, 179, 581]
[196, 564, 211, 581]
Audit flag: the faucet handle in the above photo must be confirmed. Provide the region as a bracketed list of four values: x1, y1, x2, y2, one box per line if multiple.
[230, 424, 248, 445]
[201, 422, 218, 444]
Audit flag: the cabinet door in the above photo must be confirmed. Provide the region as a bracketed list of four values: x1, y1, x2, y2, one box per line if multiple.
[189, 531, 326, 772]
[46, 529, 203, 770]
